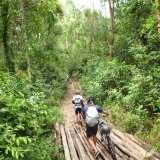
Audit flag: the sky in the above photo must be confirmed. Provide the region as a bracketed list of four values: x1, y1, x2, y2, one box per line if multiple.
[72, 0, 110, 17]
[72, 0, 100, 9]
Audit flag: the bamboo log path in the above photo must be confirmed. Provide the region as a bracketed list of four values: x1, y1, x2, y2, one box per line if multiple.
[53, 120, 160, 160]
[53, 79, 160, 160]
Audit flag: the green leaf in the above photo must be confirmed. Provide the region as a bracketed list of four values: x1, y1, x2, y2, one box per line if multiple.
[0, 108, 8, 112]
[15, 151, 19, 159]
[147, 147, 158, 157]
[16, 139, 19, 146]
[5, 147, 9, 155]
[23, 138, 27, 145]
[11, 148, 15, 157]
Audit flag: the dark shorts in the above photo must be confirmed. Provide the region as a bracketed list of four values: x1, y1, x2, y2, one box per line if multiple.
[75, 108, 82, 115]
[86, 124, 98, 138]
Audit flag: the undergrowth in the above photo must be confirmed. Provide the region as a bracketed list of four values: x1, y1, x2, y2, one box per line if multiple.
[103, 102, 160, 150]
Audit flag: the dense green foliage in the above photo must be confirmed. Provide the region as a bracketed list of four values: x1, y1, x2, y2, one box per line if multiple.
[1, 0, 160, 159]
[0, 0, 66, 159]
[0, 70, 66, 159]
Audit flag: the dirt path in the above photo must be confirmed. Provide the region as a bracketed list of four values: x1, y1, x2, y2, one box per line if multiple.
[61, 79, 86, 127]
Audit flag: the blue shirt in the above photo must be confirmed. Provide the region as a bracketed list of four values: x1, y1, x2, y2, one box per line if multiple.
[82, 105, 103, 116]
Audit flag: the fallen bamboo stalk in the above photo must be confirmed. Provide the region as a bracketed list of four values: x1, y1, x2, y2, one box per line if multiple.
[53, 123, 60, 143]
[110, 134, 140, 160]
[97, 133, 131, 160]
[70, 126, 89, 160]
[96, 142, 111, 160]
[114, 145, 130, 160]
[60, 124, 71, 160]
[111, 128, 148, 156]
[65, 125, 78, 160]
[74, 123, 94, 160]
[104, 120, 160, 160]
[111, 129, 159, 160]
[125, 133, 160, 160]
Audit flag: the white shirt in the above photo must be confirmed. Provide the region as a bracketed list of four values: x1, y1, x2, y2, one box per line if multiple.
[72, 95, 83, 108]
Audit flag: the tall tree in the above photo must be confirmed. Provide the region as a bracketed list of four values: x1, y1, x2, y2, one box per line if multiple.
[100, 0, 114, 59]
[108, 0, 114, 60]
[156, 0, 160, 33]
[0, 0, 63, 77]
[1, 0, 15, 72]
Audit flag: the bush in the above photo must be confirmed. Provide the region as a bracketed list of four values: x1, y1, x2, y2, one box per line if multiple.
[0, 72, 64, 160]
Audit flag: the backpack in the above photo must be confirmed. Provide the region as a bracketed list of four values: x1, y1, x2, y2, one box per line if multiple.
[73, 98, 82, 106]
[85, 105, 99, 127]
[67, 74, 70, 79]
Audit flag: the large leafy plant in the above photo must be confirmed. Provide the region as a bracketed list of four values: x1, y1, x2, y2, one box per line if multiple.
[0, 71, 64, 160]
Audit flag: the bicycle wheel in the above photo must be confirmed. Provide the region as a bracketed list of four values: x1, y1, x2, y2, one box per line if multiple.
[106, 135, 117, 160]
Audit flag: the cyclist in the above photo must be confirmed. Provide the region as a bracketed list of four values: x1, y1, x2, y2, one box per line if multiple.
[82, 98, 109, 158]
[72, 90, 84, 121]
[67, 73, 72, 84]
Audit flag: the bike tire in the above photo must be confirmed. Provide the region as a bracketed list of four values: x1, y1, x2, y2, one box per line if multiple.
[106, 135, 117, 160]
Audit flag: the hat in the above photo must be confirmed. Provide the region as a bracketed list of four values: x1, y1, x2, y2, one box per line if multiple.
[87, 97, 94, 104]
[75, 90, 80, 94]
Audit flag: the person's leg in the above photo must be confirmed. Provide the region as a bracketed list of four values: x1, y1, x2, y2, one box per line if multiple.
[87, 125, 99, 158]
[75, 108, 81, 121]
[86, 125, 98, 152]
[75, 108, 79, 121]
[92, 124, 98, 146]
[78, 108, 82, 121]
[87, 137, 97, 151]
[76, 114, 81, 121]
[92, 134, 97, 146]
[87, 135, 99, 158]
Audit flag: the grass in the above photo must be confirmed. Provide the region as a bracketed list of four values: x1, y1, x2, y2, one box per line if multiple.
[103, 103, 160, 151]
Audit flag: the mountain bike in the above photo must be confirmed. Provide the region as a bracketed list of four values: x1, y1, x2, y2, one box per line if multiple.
[98, 116, 117, 160]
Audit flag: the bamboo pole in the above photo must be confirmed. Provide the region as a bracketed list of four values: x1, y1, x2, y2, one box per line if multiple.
[70, 126, 89, 160]
[125, 133, 160, 160]
[74, 123, 94, 160]
[60, 125, 71, 160]
[110, 134, 140, 160]
[65, 125, 78, 160]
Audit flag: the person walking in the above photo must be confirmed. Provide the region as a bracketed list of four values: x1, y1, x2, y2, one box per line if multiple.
[72, 90, 84, 121]
[82, 97, 109, 158]
[67, 73, 72, 84]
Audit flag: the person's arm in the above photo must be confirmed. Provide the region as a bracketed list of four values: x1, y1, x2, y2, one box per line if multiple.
[72, 100, 75, 104]
[97, 106, 109, 116]
[82, 113, 85, 119]
[102, 110, 109, 116]
[81, 100, 84, 108]
[82, 107, 86, 119]
[72, 97, 75, 104]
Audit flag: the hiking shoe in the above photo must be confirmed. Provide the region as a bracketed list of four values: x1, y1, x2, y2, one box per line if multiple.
[94, 151, 99, 158]
[91, 149, 95, 154]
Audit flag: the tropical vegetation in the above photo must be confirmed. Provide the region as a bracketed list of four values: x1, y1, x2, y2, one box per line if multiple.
[0, 0, 160, 159]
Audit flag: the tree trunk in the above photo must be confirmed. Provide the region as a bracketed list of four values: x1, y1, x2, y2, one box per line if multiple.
[88, 0, 95, 51]
[156, 0, 160, 33]
[1, 1, 15, 73]
[26, 53, 32, 82]
[108, 0, 115, 61]
[21, 2, 32, 82]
